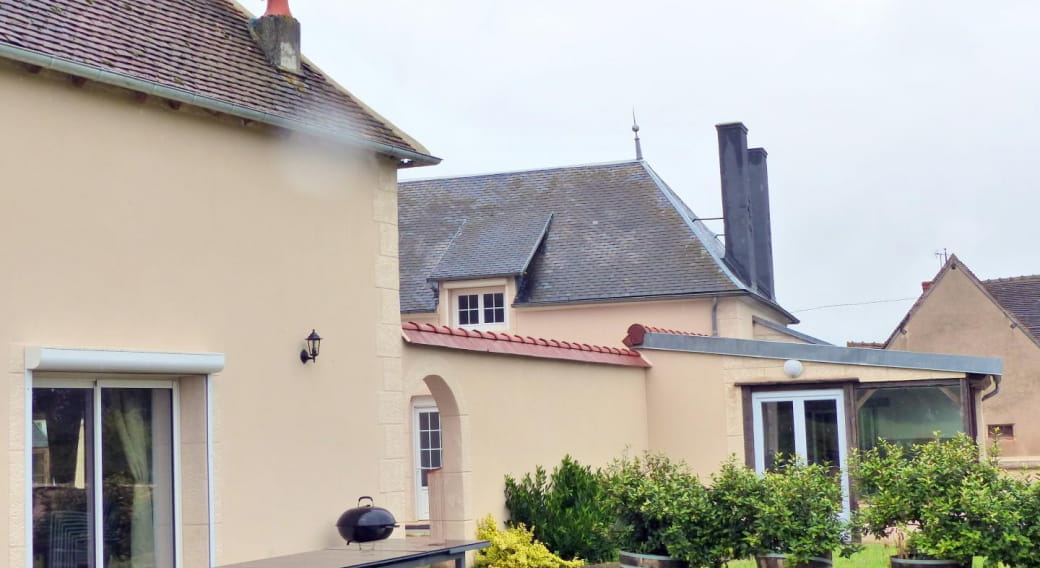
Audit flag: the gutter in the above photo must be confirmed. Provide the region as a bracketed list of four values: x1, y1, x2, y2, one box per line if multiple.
[0, 44, 441, 167]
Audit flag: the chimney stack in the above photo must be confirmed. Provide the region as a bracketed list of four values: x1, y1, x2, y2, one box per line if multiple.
[747, 147, 774, 299]
[251, 0, 301, 74]
[716, 122, 775, 300]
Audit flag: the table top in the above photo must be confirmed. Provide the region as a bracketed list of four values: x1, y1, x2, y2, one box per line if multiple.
[218, 539, 490, 568]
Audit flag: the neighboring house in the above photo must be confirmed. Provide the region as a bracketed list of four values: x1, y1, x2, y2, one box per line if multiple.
[399, 123, 819, 347]
[1, 1, 437, 568]
[396, 127, 1004, 538]
[879, 255, 1040, 465]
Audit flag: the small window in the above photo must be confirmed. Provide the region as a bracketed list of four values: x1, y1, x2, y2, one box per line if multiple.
[988, 424, 1015, 441]
[455, 289, 506, 328]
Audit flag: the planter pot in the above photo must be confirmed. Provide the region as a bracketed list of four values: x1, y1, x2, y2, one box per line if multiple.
[619, 551, 689, 568]
[755, 552, 833, 568]
[890, 557, 970, 568]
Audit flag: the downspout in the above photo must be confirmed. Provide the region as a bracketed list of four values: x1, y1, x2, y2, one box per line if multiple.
[982, 375, 1002, 402]
[0, 44, 440, 167]
[711, 296, 719, 337]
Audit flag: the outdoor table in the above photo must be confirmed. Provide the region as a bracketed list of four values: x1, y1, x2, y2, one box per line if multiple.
[219, 539, 490, 568]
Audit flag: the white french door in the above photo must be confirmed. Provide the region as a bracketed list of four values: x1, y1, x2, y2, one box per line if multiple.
[31, 378, 178, 568]
[412, 402, 441, 521]
[751, 389, 850, 518]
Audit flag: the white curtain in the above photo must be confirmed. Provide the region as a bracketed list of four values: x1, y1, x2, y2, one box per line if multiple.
[109, 391, 154, 568]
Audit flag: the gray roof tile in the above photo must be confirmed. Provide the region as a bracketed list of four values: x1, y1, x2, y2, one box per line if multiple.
[983, 275, 1040, 342]
[399, 160, 745, 313]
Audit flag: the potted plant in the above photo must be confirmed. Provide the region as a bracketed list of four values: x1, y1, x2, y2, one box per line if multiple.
[752, 459, 859, 568]
[602, 452, 715, 568]
[850, 433, 1020, 568]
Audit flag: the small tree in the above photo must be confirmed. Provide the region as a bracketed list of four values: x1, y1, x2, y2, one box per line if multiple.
[850, 433, 1026, 565]
[754, 459, 859, 564]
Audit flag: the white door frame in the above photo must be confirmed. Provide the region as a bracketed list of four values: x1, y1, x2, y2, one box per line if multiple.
[412, 398, 439, 521]
[751, 389, 851, 519]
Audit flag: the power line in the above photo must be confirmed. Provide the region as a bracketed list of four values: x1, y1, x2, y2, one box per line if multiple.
[792, 296, 919, 313]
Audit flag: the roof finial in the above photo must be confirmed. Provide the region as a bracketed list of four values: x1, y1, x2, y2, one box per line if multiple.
[632, 108, 643, 161]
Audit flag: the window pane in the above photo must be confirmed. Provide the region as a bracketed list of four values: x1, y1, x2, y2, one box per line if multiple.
[419, 412, 429, 430]
[761, 401, 795, 471]
[804, 399, 840, 472]
[857, 385, 963, 450]
[420, 469, 429, 488]
[421, 451, 431, 468]
[421, 431, 431, 450]
[429, 412, 439, 430]
[430, 431, 441, 449]
[102, 388, 174, 568]
[431, 450, 441, 469]
[32, 388, 94, 568]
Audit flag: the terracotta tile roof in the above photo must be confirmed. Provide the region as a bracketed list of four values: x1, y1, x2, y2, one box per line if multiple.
[0, 0, 431, 162]
[401, 322, 651, 368]
[983, 275, 1040, 342]
[622, 323, 708, 347]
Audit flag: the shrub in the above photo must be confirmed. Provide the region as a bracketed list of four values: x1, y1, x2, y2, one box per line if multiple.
[504, 455, 614, 562]
[754, 459, 860, 564]
[602, 452, 717, 567]
[850, 433, 1023, 564]
[475, 514, 583, 568]
[700, 458, 766, 564]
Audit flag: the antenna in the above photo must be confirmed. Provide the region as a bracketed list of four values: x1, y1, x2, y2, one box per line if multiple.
[632, 109, 643, 161]
[935, 248, 949, 268]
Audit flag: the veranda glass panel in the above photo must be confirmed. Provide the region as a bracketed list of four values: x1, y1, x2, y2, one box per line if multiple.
[856, 385, 963, 450]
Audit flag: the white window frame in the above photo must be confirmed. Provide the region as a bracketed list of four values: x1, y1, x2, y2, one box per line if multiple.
[751, 389, 851, 521]
[451, 287, 508, 330]
[24, 347, 224, 568]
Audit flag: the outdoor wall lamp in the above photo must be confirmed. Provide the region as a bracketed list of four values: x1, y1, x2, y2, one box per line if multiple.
[300, 329, 322, 364]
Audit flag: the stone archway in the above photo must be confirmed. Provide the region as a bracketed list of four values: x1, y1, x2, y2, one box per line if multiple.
[422, 375, 473, 542]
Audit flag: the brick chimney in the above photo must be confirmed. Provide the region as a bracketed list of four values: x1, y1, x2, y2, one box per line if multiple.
[251, 0, 301, 74]
[716, 122, 775, 300]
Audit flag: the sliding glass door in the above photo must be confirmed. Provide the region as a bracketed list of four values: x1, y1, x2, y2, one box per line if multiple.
[32, 379, 176, 568]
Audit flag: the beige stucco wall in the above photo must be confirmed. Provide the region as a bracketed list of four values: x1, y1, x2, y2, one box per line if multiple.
[402, 294, 797, 348]
[887, 265, 1040, 458]
[644, 348, 969, 476]
[1, 62, 408, 568]
[401, 344, 648, 538]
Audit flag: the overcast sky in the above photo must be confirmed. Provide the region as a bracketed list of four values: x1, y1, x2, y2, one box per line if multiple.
[278, 1, 1038, 345]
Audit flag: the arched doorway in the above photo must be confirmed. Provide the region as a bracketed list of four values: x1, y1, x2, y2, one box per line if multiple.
[421, 375, 472, 541]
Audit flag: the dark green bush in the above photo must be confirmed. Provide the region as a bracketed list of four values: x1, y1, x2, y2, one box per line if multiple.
[504, 455, 614, 563]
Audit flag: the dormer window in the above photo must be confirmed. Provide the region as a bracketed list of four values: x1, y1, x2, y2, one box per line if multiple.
[458, 292, 505, 326]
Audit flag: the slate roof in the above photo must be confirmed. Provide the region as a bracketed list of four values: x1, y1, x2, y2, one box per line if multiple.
[983, 275, 1040, 342]
[0, 0, 431, 163]
[399, 160, 789, 315]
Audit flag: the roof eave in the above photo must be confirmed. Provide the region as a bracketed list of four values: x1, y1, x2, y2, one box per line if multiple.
[0, 44, 441, 168]
[632, 332, 1003, 376]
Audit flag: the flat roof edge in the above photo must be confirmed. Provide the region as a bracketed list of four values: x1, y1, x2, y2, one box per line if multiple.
[639, 333, 1003, 375]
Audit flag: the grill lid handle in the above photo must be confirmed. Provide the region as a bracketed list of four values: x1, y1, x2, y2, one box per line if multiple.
[358, 496, 374, 508]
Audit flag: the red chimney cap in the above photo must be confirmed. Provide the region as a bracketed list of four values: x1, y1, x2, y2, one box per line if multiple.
[922, 281, 933, 292]
[264, 0, 292, 17]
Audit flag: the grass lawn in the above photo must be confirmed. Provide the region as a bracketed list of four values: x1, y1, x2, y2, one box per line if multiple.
[725, 544, 987, 568]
